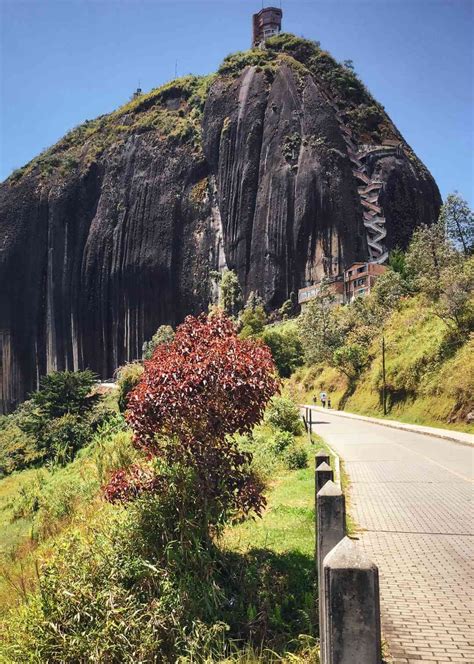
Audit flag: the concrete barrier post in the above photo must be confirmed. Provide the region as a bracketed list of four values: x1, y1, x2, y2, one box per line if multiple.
[316, 451, 331, 468]
[323, 536, 382, 664]
[315, 461, 333, 495]
[317, 480, 346, 664]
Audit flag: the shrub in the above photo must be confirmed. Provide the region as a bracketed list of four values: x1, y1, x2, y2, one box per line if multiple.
[218, 49, 272, 76]
[142, 324, 175, 360]
[10, 471, 48, 520]
[0, 420, 40, 476]
[272, 430, 294, 454]
[111, 312, 280, 537]
[266, 396, 303, 435]
[266, 33, 320, 62]
[262, 326, 304, 377]
[239, 304, 267, 338]
[40, 413, 91, 465]
[29, 369, 99, 420]
[115, 362, 144, 412]
[285, 445, 308, 470]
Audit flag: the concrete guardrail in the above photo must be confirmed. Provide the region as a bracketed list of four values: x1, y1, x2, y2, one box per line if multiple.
[303, 408, 382, 663]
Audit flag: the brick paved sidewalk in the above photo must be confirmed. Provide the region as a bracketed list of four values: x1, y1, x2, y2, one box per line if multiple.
[309, 410, 474, 664]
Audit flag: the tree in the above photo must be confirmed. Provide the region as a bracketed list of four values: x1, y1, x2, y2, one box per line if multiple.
[439, 192, 474, 255]
[372, 268, 408, 312]
[406, 221, 473, 333]
[332, 344, 368, 380]
[220, 269, 243, 317]
[298, 282, 342, 364]
[261, 326, 304, 377]
[405, 220, 460, 296]
[107, 313, 280, 533]
[142, 324, 175, 360]
[29, 370, 99, 420]
[239, 305, 267, 338]
[343, 59, 355, 71]
[388, 247, 409, 281]
[434, 257, 474, 332]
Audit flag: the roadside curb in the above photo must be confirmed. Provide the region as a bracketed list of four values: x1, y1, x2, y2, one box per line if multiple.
[302, 405, 474, 447]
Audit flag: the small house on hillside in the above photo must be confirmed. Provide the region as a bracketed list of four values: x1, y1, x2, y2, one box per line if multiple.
[344, 262, 386, 303]
[298, 276, 344, 310]
[298, 262, 386, 308]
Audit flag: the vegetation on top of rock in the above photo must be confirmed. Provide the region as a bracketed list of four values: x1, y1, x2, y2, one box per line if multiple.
[216, 33, 397, 144]
[7, 31, 405, 187]
[8, 73, 216, 185]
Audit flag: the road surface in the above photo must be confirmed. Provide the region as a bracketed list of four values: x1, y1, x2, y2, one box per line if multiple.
[309, 408, 474, 664]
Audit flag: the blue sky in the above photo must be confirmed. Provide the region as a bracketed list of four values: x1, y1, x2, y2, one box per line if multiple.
[1, 0, 472, 205]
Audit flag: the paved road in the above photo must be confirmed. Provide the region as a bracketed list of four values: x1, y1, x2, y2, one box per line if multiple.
[309, 409, 474, 664]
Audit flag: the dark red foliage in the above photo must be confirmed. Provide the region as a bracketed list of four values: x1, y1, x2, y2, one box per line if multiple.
[103, 463, 163, 503]
[126, 313, 280, 454]
[105, 312, 280, 521]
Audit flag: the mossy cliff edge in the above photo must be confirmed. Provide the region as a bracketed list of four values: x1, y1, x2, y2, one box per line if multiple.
[0, 35, 441, 413]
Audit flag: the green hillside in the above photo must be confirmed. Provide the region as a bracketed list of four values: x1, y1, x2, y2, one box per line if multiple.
[287, 295, 474, 432]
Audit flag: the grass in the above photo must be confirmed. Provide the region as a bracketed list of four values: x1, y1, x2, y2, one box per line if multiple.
[222, 430, 320, 662]
[224, 461, 315, 557]
[0, 423, 322, 661]
[0, 469, 39, 553]
[0, 425, 135, 617]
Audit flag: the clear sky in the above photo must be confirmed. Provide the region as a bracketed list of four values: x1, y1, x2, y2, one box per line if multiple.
[1, 0, 472, 205]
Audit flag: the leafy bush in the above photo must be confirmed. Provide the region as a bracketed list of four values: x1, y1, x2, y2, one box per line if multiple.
[115, 362, 144, 412]
[262, 326, 304, 377]
[272, 430, 294, 454]
[142, 324, 175, 360]
[29, 370, 98, 420]
[40, 413, 91, 466]
[266, 396, 303, 436]
[285, 445, 308, 470]
[110, 313, 280, 538]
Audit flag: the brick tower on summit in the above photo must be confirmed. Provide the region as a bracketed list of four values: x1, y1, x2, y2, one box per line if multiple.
[252, 7, 282, 47]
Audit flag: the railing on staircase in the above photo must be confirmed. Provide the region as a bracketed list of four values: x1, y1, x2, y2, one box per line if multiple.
[315, 82, 405, 264]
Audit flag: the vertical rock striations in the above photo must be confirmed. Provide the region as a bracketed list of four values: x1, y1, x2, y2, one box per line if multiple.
[0, 35, 441, 412]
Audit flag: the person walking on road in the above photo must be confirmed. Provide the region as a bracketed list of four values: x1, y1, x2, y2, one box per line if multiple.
[320, 392, 327, 408]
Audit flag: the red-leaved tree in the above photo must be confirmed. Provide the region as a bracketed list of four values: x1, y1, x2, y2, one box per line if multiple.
[105, 313, 280, 532]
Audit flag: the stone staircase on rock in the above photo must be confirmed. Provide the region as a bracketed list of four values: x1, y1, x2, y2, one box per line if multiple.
[317, 85, 405, 264]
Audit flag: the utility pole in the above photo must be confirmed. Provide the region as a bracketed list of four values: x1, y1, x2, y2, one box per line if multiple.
[382, 336, 387, 415]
